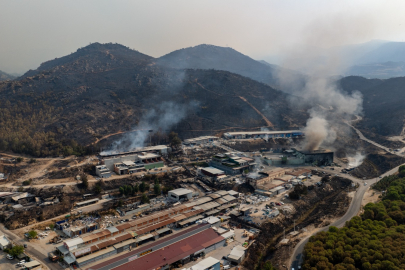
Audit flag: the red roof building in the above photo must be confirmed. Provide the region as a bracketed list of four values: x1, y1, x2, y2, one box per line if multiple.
[88, 228, 224, 270]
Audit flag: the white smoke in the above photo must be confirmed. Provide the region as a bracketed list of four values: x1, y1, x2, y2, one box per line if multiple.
[275, 12, 375, 151]
[101, 101, 197, 155]
[347, 152, 365, 168]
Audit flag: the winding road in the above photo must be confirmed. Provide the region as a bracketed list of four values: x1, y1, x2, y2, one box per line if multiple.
[290, 118, 405, 269]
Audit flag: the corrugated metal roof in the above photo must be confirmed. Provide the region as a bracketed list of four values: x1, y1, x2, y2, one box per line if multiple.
[107, 227, 118, 234]
[178, 215, 204, 226]
[100, 229, 223, 270]
[76, 247, 116, 263]
[222, 195, 237, 202]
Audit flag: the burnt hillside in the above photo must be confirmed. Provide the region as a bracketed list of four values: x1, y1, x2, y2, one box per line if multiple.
[339, 76, 405, 140]
[0, 43, 308, 156]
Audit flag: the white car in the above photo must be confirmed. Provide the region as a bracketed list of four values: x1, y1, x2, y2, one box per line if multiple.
[6, 254, 14, 260]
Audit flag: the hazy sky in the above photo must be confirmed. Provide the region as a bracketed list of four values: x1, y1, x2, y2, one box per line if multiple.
[1, 0, 405, 74]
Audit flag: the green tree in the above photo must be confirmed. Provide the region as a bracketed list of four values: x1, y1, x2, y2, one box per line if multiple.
[154, 183, 161, 195]
[262, 261, 277, 270]
[16, 157, 23, 163]
[28, 230, 37, 239]
[139, 181, 146, 193]
[119, 186, 124, 195]
[133, 184, 139, 194]
[7, 245, 24, 257]
[81, 174, 88, 189]
[93, 185, 102, 195]
[141, 193, 150, 204]
[169, 132, 181, 149]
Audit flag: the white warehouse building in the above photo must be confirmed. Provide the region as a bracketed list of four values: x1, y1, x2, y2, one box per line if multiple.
[168, 188, 193, 202]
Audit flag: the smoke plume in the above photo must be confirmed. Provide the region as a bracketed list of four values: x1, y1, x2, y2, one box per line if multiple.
[101, 101, 197, 155]
[275, 12, 375, 151]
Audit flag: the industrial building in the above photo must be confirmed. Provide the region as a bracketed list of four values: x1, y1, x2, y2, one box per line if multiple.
[100, 145, 171, 158]
[168, 188, 194, 202]
[0, 235, 11, 250]
[246, 168, 286, 187]
[209, 153, 255, 175]
[88, 226, 225, 270]
[183, 136, 219, 146]
[294, 148, 334, 166]
[199, 167, 225, 178]
[223, 130, 303, 140]
[184, 257, 221, 270]
[95, 165, 112, 178]
[102, 152, 164, 175]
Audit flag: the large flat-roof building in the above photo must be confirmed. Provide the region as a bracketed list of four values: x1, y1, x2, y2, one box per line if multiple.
[88, 227, 225, 270]
[209, 153, 255, 175]
[183, 136, 219, 146]
[168, 188, 193, 202]
[295, 148, 334, 166]
[223, 130, 303, 140]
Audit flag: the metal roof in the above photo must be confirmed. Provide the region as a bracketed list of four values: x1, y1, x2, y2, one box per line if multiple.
[178, 215, 204, 226]
[214, 190, 228, 196]
[64, 237, 84, 247]
[57, 245, 69, 255]
[168, 188, 193, 196]
[222, 195, 237, 202]
[24, 260, 41, 268]
[201, 167, 224, 175]
[107, 227, 119, 234]
[136, 233, 154, 242]
[0, 235, 10, 246]
[113, 239, 136, 249]
[76, 198, 99, 206]
[225, 130, 301, 136]
[76, 247, 116, 263]
[156, 227, 171, 234]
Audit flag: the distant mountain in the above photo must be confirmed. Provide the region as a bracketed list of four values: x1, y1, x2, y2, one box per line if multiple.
[355, 42, 405, 64]
[156, 44, 303, 90]
[0, 70, 15, 81]
[345, 61, 405, 79]
[0, 43, 307, 156]
[341, 41, 405, 78]
[23, 42, 152, 78]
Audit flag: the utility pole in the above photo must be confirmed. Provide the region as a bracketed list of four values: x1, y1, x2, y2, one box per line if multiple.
[284, 228, 286, 239]
[294, 220, 295, 232]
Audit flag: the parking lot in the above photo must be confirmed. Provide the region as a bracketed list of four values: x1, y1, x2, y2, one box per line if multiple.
[0, 252, 24, 270]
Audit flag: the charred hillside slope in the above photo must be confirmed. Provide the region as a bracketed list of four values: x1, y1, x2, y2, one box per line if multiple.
[0, 43, 307, 156]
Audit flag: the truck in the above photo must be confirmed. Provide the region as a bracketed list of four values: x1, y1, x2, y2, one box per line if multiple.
[48, 252, 59, 262]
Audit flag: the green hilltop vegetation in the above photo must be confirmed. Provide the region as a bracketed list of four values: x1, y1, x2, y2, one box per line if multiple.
[302, 166, 405, 270]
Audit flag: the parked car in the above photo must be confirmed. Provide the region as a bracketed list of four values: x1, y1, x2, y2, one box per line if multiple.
[6, 254, 14, 260]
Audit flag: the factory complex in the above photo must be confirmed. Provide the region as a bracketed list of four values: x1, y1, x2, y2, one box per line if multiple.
[54, 189, 240, 269]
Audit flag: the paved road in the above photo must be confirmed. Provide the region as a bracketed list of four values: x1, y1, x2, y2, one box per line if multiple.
[346, 119, 404, 157]
[0, 224, 61, 270]
[290, 158, 405, 269]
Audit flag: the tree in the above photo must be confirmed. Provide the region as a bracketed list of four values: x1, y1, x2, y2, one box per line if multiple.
[7, 245, 24, 257]
[262, 261, 277, 270]
[139, 181, 146, 193]
[119, 186, 124, 195]
[28, 230, 37, 239]
[81, 174, 88, 189]
[93, 185, 102, 195]
[154, 183, 161, 195]
[16, 157, 23, 163]
[133, 184, 139, 194]
[141, 193, 150, 204]
[169, 132, 181, 149]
